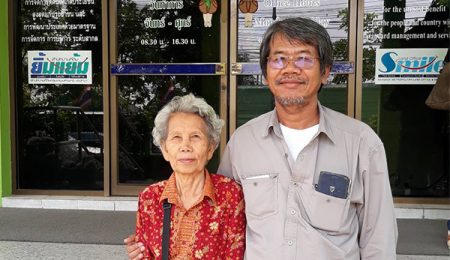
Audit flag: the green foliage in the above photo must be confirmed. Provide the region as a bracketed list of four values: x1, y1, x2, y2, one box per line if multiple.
[115, 0, 221, 160]
[204, 0, 212, 10]
[337, 8, 349, 33]
[366, 114, 379, 133]
[331, 39, 348, 84]
[332, 8, 379, 84]
[17, 1, 103, 108]
[362, 47, 376, 82]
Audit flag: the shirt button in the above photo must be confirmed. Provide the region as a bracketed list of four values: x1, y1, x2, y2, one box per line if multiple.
[287, 240, 293, 246]
[299, 154, 304, 161]
[290, 209, 296, 215]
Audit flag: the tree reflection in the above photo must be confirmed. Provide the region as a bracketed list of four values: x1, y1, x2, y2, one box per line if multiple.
[18, 1, 103, 109]
[16, 1, 104, 190]
[116, 0, 221, 183]
[332, 8, 380, 84]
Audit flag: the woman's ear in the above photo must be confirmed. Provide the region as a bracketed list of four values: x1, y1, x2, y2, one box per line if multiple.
[206, 144, 215, 161]
[160, 142, 170, 162]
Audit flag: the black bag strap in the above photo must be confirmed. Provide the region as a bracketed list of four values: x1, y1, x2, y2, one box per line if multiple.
[162, 199, 172, 260]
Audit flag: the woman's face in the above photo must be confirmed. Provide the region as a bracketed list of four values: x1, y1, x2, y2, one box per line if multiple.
[161, 112, 215, 177]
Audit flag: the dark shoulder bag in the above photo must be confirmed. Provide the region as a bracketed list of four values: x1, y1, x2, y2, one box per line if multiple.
[425, 62, 450, 110]
[162, 199, 172, 260]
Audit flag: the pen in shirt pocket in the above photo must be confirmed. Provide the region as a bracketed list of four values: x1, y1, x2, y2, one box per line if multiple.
[243, 174, 277, 180]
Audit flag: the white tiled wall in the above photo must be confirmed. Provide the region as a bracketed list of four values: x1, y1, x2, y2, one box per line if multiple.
[2, 196, 448, 219]
[2, 196, 138, 211]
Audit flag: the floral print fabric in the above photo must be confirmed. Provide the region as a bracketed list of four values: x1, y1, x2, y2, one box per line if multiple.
[135, 171, 245, 259]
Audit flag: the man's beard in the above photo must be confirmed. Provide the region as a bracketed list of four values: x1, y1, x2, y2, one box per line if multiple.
[273, 76, 308, 106]
[274, 95, 305, 106]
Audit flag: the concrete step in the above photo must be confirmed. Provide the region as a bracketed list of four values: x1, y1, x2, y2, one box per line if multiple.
[1, 241, 447, 260]
[0, 207, 449, 257]
[3, 195, 450, 219]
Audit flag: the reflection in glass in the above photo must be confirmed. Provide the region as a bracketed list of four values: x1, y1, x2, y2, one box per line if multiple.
[117, 0, 220, 63]
[116, 1, 223, 185]
[21, 106, 104, 190]
[236, 76, 273, 127]
[362, 0, 449, 197]
[236, 0, 350, 126]
[117, 76, 221, 184]
[14, 1, 104, 190]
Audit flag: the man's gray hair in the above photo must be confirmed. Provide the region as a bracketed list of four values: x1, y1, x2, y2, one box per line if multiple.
[259, 17, 334, 78]
[152, 93, 224, 149]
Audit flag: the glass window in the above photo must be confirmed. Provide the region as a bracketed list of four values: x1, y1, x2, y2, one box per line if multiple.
[362, 0, 449, 197]
[116, 0, 222, 186]
[236, 0, 351, 127]
[116, 0, 221, 63]
[14, 0, 104, 190]
[117, 75, 221, 184]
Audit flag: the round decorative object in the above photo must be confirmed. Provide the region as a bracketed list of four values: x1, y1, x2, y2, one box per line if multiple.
[239, 0, 258, 13]
[199, 0, 218, 14]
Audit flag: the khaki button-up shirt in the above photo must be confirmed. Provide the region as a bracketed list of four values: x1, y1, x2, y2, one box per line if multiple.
[218, 104, 398, 260]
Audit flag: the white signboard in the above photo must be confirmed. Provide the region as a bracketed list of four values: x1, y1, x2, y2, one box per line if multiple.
[375, 48, 447, 85]
[28, 50, 92, 85]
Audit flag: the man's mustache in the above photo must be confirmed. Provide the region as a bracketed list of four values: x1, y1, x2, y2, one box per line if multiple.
[275, 76, 307, 85]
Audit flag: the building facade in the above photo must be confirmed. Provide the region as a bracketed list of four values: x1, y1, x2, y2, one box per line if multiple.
[0, 0, 448, 205]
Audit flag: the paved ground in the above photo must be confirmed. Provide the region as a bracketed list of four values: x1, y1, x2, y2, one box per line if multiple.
[0, 241, 126, 260]
[0, 241, 448, 260]
[0, 208, 134, 245]
[0, 207, 449, 259]
[397, 219, 449, 256]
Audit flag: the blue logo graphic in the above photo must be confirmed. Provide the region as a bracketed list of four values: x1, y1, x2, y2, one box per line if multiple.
[30, 52, 89, 77]
[379, 52, 444, 73]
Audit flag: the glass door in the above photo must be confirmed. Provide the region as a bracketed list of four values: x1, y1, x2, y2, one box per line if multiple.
[13, 0, 106, 194]
[110, 0, 228, 195]
[230, 0, 357, 132]
[360, 0, 449, 198]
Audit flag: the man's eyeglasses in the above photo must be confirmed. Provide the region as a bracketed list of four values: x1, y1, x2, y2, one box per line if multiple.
[267, 55, 319, 70]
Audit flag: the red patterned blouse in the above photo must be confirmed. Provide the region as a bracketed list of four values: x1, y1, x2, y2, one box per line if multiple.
[135, 171, 246, 260]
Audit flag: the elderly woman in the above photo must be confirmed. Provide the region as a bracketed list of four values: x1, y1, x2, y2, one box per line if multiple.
[133, 94, 245, 260]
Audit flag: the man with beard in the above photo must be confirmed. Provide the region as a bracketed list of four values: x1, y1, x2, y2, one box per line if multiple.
[126, 17, 398, 260]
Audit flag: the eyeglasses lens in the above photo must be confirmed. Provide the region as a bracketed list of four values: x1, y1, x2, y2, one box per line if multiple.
[294, 57, 314, 69]
[271, 57, 285, 69]
[268, 56, 315, 69]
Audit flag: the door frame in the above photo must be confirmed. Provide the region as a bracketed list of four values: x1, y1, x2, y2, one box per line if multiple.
[228, 0, 360, 136]
[109, 0, 230, 195]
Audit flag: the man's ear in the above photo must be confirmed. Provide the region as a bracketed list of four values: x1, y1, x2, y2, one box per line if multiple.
[263, 76, 268, 85]
[321, 66, 331, 85]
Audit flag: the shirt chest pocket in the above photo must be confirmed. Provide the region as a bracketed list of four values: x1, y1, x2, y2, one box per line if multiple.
[241, 173, 278, 219]
[303, 189, 350, 232]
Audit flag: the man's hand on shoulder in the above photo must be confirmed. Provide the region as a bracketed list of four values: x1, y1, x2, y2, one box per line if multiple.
[124, 234, 145, 260]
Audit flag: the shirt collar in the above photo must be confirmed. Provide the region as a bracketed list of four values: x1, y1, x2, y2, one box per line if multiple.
[262, 101, 336, 144]
[262, 109, 283, 138]
[160, 169, 217, 205]
[317, 102, 336, 144]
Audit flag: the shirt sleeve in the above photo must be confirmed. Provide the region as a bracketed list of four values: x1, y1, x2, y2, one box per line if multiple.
[223, 182, 246, 259]
[358, 143, 398, 260]
[218, 141, 241, 183]
[135, 192, 153, 259]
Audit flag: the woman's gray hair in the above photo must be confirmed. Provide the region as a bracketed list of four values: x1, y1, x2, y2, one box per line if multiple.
[260, 17, 334, 78]
[152, 93, 224, 149]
